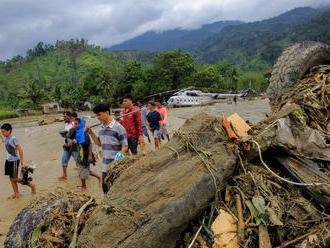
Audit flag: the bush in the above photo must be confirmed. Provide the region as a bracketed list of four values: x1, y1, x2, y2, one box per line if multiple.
[0, 110, 20, 120]
[89, 95, 106, 106]
[18, 99, 34, 109]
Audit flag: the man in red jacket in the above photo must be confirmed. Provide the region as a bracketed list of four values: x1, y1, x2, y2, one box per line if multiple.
[122, 95, 143, 155]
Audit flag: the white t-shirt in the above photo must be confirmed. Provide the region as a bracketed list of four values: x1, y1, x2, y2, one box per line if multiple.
[64, 122, 74, 131]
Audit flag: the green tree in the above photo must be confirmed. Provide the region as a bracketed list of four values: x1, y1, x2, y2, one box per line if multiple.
[119, 61, 146, 96]
[60, 84, 85, 109]
[148, 49, 195, 93]
[131, 79, 150, 100]
[83, 67, 102, 96]
[51, 82, 66, 104]
[18, 99, 34, 109]
[215, 63, 239, 90]
[22, 75, 45, 106]
[192, 65, 224, 88]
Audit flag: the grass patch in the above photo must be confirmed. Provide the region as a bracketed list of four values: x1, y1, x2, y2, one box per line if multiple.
[0, 110, 20, 120]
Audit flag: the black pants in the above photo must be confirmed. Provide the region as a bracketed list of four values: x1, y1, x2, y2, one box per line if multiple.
[128, 137, 138, 155]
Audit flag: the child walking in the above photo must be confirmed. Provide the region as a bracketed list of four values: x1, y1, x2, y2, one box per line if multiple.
[1, 123, 36, 198]
[147, 102, 163, 151]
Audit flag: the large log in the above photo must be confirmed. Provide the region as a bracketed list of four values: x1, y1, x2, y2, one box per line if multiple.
[77, 113, 274, 248]
[4, 113, 277, 248]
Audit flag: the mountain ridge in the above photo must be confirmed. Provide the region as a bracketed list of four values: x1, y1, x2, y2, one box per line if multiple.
[191, 7, 329, 70]
[109, 20, 243, 51]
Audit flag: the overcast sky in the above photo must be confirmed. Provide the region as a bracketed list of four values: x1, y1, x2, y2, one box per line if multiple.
[0, 0, 329, 60]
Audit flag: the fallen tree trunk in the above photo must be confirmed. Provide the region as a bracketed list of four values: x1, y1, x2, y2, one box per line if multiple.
[5, 113, 278, 248]
[77, 113, 275, 248]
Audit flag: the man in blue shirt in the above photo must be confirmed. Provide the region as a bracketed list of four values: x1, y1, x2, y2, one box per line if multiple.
[147, 102, 163, 151]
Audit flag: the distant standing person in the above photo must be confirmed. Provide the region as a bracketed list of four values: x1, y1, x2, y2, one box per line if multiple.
[86, 104, 128, 193]
[113, 110, 123, 124]
[137, 101, 151, 143]
[233, 96, 237, 105]
[156, 100, 170, 142]
[59, 112, 78, 180]
[147, 102, 163, 151]
[122, 95, 143, 155]
[1, 123, 36, 198]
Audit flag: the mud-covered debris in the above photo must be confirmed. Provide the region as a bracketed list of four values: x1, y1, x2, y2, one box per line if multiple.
[5, 190, 97, 248]
[38, 116, 60, 126]
[272, 66, 329, 135]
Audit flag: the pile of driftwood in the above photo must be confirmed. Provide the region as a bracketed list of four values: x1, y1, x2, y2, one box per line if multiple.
[272, 66, 329, 134]
[31, 191, 96, 248]
[175, 66, 330, 248]
[176, 165, 329, 248]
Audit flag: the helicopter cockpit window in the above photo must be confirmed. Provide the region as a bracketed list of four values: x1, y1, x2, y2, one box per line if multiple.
[187, 92, 198, 96]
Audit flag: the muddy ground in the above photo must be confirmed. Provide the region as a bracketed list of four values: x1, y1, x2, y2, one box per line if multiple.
[0, 98, 270, 245]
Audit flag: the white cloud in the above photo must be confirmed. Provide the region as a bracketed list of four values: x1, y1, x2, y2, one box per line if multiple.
[0, 0, 329, 60]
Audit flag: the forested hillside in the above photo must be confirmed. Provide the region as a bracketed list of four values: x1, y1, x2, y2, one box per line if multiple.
[109, 7, 329, 71]
[0, 42, 268, 112]
[0, 39, 154, 108]
[191, 7, 324, 70]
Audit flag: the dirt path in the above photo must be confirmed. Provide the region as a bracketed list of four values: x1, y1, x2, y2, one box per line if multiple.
[0, 98, 270, 244]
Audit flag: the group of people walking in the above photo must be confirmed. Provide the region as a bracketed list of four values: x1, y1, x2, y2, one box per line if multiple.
[59, 96, 170, 194]
[2, 95, 170, 199]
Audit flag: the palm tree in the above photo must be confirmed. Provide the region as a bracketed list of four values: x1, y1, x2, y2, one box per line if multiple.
[96, 69, 117, 103]
[23, 75, 44, 107]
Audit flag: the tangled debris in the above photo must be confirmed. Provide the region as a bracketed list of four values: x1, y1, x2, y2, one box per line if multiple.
[28, 191, 97, 248]
[272, 66, 329, 134]
[176, 66, 330, 248]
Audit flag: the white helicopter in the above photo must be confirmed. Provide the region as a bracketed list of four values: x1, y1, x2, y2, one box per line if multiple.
[145, 87, 256, 107]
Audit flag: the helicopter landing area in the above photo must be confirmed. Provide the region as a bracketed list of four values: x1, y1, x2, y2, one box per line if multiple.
[166, 98, 270, 131]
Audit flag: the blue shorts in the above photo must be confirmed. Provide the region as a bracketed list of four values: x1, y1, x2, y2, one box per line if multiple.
[142, 126, 149, 137]
[62, 150, 79, 166]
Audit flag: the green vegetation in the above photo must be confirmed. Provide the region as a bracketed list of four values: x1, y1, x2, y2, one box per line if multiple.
[0, 39, 155, 109]
[108, 7, 330, 71]
[192, 8, 330, 70]
[0, 42, 268, 111]
[0, 110, 20, 120]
